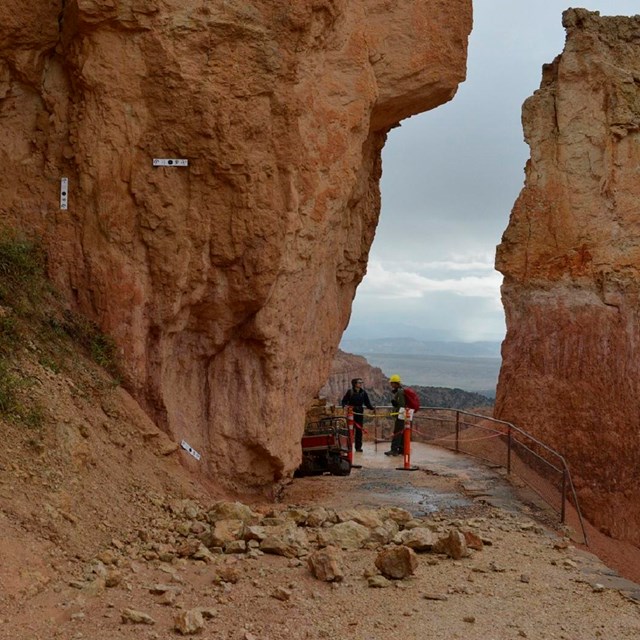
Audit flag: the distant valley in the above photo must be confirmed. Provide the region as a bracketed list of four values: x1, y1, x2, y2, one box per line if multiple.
[340, 338, 502, 398]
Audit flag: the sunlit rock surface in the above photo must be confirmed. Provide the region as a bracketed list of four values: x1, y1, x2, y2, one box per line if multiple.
[0, 1, 471, 489]
[496, 9, 640, 544]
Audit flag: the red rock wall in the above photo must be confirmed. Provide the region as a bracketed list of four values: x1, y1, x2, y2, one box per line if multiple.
[496, 9, 640, 544]
[0, 1, 471, 489]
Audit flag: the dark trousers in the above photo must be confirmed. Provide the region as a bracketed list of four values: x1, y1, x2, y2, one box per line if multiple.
[391, 418, 404, 453]
[353, 413, 364, 450]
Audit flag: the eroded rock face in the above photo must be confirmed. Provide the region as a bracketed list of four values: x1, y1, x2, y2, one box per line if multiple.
[496, 9, 640, 544]
[319, 349, 388, 404]
[0, 1, 471, 489]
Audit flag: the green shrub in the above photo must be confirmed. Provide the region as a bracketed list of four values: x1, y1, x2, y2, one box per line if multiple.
[0, 358, 18, 414]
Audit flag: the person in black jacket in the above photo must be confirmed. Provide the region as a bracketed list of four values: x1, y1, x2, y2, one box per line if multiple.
[341, 378, 375, 452]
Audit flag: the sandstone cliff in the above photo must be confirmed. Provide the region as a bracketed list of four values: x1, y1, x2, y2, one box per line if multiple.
[0, 1, 471, 489]
[496, 9, 640, 545]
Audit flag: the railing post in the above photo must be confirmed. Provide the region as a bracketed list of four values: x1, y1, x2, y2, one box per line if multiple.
[455, 410, 460, 453]
[561, 467, 567, 524]
[507, 426, 512, 474]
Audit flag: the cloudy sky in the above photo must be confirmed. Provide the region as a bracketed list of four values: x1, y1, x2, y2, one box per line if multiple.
[344, 0, 639, 344]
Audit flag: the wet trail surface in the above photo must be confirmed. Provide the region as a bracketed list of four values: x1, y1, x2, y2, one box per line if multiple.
[284, 440, 640, 601]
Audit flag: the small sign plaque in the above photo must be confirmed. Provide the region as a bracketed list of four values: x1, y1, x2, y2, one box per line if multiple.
[153, 158, 189, 167]
[60, 178, 68, 210]
[180, 439, 201, 461]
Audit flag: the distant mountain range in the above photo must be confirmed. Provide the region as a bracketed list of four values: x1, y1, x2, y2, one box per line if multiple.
[321, 349, 494, 411]
[340, 336, 502, 358]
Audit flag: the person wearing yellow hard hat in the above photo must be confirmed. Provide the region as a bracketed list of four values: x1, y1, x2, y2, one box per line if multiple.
[386, 374, 405, 456]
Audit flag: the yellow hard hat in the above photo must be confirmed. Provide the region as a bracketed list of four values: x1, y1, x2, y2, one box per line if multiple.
[389, 374, 402, 383]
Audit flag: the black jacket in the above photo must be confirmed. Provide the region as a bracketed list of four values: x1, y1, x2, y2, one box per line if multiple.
[341, 388, 374, 412]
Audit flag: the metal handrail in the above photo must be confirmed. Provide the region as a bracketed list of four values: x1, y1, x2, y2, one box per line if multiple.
[352, 405, 588, 546]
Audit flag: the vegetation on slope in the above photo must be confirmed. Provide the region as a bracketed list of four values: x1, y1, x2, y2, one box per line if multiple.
[0, 231, 120, 427]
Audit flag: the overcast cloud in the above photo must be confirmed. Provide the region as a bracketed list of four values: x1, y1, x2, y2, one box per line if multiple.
[344, 0, 639, 344]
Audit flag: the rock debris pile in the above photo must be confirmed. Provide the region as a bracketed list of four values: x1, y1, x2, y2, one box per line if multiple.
[64, 498, 551, 635]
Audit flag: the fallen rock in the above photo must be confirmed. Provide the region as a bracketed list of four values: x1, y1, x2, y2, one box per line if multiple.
[207, 502, 259, 524]
[121, 608, 155, 625]
[396, 527, 437, 552]
[307, 546, 345, 582]
[272, 586, 292, 601]
[305, 507, 331, 528]
[317, 521, 370, 550]
[259, 526, 308, 558]
[368, 575, 392, 588]
[174, 609, 205, 635]
[463, 530, 484, 551]
[375, 546, 418, 580]
[435, 529, 469, 560]
[202, 519, 245, 548]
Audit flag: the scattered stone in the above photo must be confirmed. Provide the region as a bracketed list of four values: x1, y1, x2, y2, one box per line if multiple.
[202, 519, 245, 548]
[383, 507, 413, 525]
[177, 539, 200, 558]
[225, 540, 248, 555]
[207, 502, 259, 525]
[489, 561, 506, 573]
[272, 586, 292, 601]
[368, 575, 392, 588]
[563, 559, 578, 569]
[463, 615, 476, 623]
[471, 566, 489, 574]
[98, 550, 118, 566]
[149, 583, 175, 594]
[370, 519, 401, 546]
[192, 545, 215, 562]
[213, 565, 240, 584]
[463, 531, 484, 551]
[174, 609, 205, 635]
[121, 608, 155, 625]
[396, 527, 437, 552]
[520, 574, 530, 584]
[592, 583, 605, 593]
[198, 608, 218, 619]
[317, 521, 370, 550]
[159, 591, 177, 606]
[422, 593, 448, 601]
[259, 526, 308, 558]
[375, 546, 418, 580]
[283, 508, 309, 524]
[306, 507, 330, 528]
[434, 529, 469, 560]
[105, 570, 123, 588]
[307, 547, 345, 582]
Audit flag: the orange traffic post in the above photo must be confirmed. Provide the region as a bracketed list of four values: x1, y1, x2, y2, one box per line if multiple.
[346, 406, 354, 467]
[396, 409, 419, 471]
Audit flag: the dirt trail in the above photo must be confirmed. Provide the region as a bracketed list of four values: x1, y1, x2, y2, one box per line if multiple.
[3, 441, 640, 640]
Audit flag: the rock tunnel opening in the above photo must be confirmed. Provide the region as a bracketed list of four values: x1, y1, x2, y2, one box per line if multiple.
[337, 3, 640, 555]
